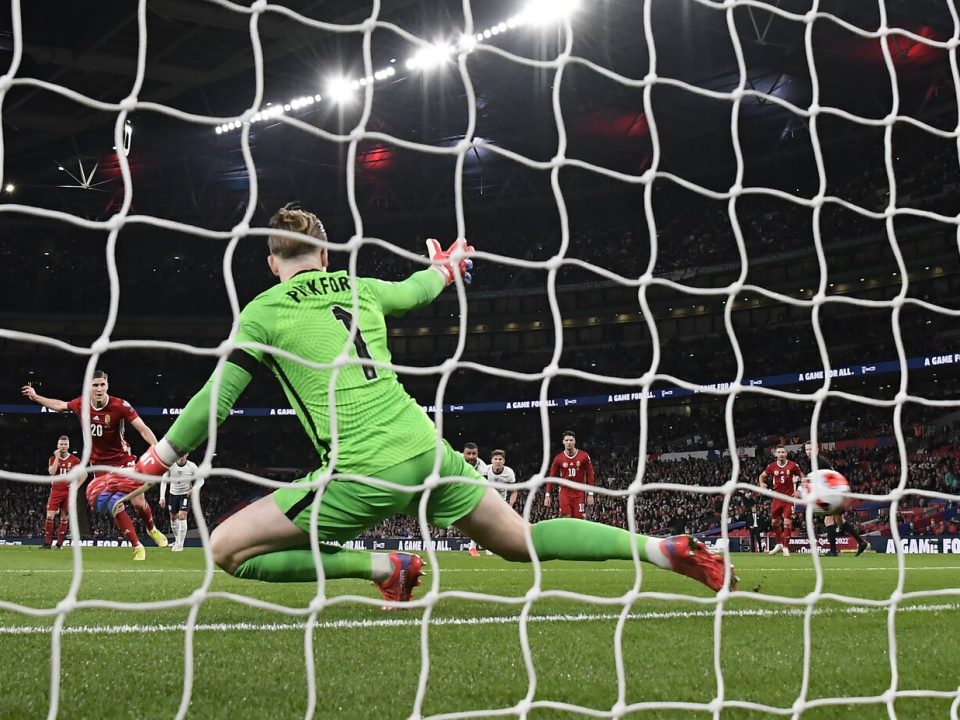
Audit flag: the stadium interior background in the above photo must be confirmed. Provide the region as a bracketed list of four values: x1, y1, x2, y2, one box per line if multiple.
[1, 0, 958, 546]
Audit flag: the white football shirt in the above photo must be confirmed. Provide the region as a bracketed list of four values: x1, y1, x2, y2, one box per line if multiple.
[468, 456, 489, 477]
[161, 460, 203, 499]
[486, 464, 517, 500]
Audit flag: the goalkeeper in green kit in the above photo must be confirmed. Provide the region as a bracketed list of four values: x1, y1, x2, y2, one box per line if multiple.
[124, 204, 736, 605]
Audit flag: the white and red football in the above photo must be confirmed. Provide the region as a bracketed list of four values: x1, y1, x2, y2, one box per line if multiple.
[801, 469, 851, 514]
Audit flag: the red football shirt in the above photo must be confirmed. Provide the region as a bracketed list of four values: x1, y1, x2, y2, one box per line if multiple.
[66, 395, 139, 467]
[546, 450, 595, 496]
[48, 452, 80, 488]
[763, 460, 802, 495]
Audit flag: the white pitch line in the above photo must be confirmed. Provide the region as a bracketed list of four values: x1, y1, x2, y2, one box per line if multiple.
[1, 601, 959, 636]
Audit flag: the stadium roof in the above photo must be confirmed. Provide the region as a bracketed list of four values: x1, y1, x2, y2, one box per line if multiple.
[1, 0, 958, 223]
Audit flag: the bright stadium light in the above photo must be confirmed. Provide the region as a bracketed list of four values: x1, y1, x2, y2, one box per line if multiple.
[407, 42, 452, 71]
[4, 183, 14, 193]
[326, 76, 355, 104]
[215, 0, 588, 134]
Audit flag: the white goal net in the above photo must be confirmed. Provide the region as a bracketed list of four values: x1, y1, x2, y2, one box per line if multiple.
[2, 0, 960, 718]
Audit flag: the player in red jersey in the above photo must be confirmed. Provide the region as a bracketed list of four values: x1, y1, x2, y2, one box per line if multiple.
[758, 445, 803, 556]
[22, 371, 168, 560]
[545, 431, 595, 519]
[41, 435, 85, 549]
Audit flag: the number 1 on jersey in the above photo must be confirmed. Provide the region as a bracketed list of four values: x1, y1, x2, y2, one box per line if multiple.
[331, 306, 378, 381]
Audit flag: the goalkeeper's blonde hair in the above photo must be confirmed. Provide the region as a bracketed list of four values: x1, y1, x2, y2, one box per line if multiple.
[268, 205, 327, 259]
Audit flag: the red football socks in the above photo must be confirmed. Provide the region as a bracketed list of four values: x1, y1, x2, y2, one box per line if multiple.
[114, 508, 141, 547]
[135, 504, 156, 532]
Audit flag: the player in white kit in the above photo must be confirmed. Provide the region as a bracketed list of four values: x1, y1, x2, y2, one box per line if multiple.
[462, 442, 488, 557]
[486, 449, 518, 508]
[159, 454, 204, 552]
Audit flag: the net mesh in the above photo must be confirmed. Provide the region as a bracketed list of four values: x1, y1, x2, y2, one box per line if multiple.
[2, 0, 960, 718]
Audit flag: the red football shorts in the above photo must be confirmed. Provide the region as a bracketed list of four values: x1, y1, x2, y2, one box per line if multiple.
[46, 485, 70, 514]
[105, 476, 144, 496]
[559, 492, 586, 519]
[770, 499, 794, 523]
[86, 469, 143, 510]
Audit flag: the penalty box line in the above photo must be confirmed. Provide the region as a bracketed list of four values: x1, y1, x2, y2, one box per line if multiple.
[1, 601, 959, 636]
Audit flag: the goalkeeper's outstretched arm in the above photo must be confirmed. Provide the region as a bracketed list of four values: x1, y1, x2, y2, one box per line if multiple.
[137, 359, 253, 471]
[369, 238, 474, 316]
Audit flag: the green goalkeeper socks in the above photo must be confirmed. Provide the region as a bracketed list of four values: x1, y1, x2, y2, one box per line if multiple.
[531, 519, 670, 569]
[234, 546, 374, 583]
[233, 520, 670, 582]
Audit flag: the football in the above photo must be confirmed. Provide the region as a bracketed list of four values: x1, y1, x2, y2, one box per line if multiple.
[801, 469, 851, 514]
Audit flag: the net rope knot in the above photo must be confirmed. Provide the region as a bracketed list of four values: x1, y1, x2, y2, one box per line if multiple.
[90, 337, 111, 355]
[55, 598, 77, 615]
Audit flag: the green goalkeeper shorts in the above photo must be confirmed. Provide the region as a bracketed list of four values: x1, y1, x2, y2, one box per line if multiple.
[272, 439, 488, 542]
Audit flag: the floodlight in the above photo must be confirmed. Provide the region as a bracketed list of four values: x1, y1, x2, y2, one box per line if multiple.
[408, 42, 451, 72]
[326, 77, 355, 104]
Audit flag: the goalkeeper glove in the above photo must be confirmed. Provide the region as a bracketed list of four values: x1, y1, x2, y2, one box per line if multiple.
[135, 439, 178, 478]
[426, 238, 474, 286]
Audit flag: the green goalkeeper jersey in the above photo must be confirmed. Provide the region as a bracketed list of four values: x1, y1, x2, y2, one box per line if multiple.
[166, 268, 446, 476]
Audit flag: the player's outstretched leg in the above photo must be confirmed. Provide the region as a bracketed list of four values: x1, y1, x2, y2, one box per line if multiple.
[103, 494, 146, 560]
[210, 496, 424, 607]
[455, 488, 737, 593]
[104, 477, 168, 549]
[130, 495, 168, 548]
[373, 552, 425, 610]
[659, 535, 734, 591]
[115, 508, 145, 560]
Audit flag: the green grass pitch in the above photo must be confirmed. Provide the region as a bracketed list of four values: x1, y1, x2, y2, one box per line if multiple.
[1, 547, 959, 719]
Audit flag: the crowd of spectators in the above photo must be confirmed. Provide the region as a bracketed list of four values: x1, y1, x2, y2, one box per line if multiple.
[2, 403, 957, 544]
